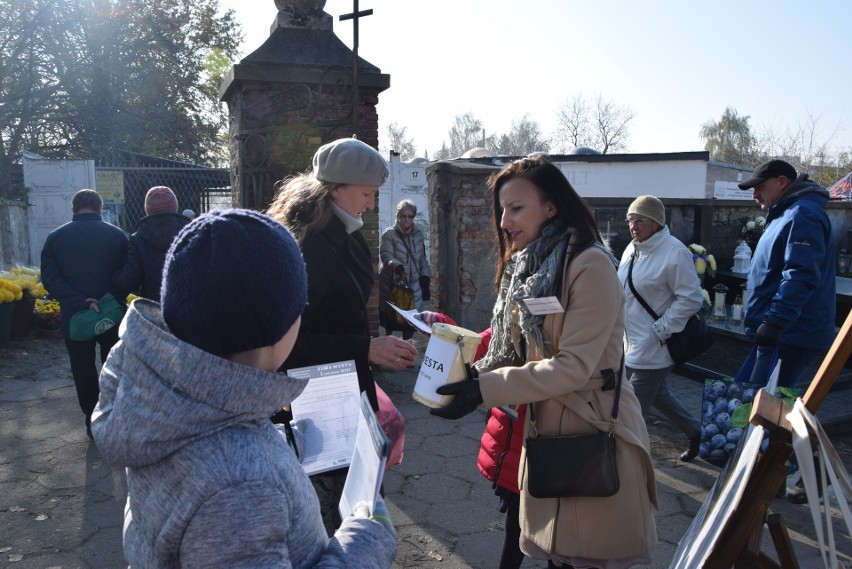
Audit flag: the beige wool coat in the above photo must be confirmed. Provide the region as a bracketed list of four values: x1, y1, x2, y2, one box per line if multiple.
[477, 242, 658, 561]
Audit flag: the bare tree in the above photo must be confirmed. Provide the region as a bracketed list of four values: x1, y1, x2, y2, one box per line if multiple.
[494, 114, 550, 156]
[433, 112, 494, 160]
[593, 95, 635, 154]
[552, 94, 635, 154]
[553, 95, 590, 151]
[383, 122, 417, 161]
[756, 110, 842, 178]
[706, 108, 847, 185]
[699, 107, 759, 166]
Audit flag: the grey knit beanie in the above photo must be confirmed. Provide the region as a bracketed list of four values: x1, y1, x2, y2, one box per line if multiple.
[161, 209, 307, 357]
[627, 195, 666, 227]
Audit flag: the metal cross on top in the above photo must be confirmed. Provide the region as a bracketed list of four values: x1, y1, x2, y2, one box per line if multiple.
[339, 0, 373, 136]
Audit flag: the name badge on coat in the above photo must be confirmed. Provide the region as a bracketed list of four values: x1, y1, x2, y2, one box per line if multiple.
[522, 296, 564, 315]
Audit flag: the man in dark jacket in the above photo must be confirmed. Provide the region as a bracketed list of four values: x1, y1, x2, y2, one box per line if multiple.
[114, 186, 189, 301]
[41, 189, 128, 437]
[739, 159, 836, 388]
[739, 159, 836, 504]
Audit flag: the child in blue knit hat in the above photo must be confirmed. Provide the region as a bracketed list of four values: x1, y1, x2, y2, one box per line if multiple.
[92, 209, 396, 568]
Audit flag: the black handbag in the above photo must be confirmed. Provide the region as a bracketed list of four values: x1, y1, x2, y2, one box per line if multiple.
[524, 367, 621, 499]
[627, 253, 714, 365]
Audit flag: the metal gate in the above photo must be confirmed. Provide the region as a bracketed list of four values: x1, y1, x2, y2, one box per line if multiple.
[97, 165, 231, 232]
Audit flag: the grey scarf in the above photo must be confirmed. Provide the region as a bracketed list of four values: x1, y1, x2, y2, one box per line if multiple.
[477, 220, 573, 370]
[478, 221, 618, 371]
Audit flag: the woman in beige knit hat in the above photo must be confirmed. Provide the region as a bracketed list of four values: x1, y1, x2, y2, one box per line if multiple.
[617, 195, 704, 462]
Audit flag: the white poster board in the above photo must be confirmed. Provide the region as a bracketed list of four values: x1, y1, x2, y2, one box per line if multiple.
[713, 180, 753, 200]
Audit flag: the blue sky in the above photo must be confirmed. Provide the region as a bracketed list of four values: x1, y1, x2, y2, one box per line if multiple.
[221, 1, 852, 162]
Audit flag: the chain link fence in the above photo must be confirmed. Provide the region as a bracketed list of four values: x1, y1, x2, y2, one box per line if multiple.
[97, 166, 231, 232]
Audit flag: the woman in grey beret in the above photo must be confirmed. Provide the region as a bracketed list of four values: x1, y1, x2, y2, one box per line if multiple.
[267, 137, 417, 533]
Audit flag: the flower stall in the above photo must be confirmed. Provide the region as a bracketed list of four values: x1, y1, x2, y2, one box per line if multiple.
[34, 297, 61, 338]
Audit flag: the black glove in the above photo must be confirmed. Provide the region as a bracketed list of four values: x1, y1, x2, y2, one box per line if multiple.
[394, 264, 405, 275]
[429, 365, 482, 420]
[419, 276, 431, 302]
[754, 321, 783, 347]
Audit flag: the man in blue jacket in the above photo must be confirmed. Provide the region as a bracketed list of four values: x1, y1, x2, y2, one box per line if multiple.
[739, 159, 836, 503]
[739, 159, 836, 388]
[41, 189, 128, 438]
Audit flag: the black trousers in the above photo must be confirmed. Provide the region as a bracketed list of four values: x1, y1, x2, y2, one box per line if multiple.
[500, 490, 566, 569]
[64, 326, 119, 426]
[500, 491, 525, 569]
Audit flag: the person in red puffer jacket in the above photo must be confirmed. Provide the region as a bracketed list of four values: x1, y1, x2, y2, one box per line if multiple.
[473, 329, 529, 569]
[477, 397, 527, 568]
[417, 318, 526, 567]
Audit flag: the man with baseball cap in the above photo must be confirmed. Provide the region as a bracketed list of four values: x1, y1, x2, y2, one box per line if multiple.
[739, 158, 836, 502]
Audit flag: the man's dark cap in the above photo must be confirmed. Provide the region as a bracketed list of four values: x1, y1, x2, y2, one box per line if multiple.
[738, 159, 797, 190]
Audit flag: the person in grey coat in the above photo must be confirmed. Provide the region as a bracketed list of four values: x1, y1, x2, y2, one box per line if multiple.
[379, 199, 431, 338]
[92, 209, 396, 568]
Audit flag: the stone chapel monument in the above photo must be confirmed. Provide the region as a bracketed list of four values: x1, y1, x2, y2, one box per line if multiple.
[219, 0, 390, 211]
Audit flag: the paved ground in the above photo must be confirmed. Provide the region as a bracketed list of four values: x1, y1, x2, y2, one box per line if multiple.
[1, 333, 851, 568]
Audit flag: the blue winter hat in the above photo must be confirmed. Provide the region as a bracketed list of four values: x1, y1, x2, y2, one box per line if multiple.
[161, 209, 307, 358]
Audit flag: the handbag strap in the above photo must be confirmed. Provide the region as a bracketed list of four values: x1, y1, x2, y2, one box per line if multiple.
[394, 227, 419, 279]
[528, 354, 624, 438]
[393, 271, 410, 288]
[626, 252, 660, 320]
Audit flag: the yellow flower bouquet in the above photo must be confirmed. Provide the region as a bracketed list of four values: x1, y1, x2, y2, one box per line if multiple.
[688, 243, 716, 283]
[0, 278, 22, 304]
[34, 297, 61, 330]
[689, 243, 716, 309]
[0, 265, 43, 301]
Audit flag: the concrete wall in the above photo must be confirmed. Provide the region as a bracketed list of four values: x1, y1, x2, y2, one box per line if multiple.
[24, 156, 97, 267]
[0, 201, 29, 269]
[557, 156, 709, 199]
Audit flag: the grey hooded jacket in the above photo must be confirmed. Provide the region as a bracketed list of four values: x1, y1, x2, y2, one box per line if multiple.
[92, 300, 396, 568]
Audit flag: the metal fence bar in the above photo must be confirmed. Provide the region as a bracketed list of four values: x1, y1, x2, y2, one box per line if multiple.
[97, 166, 230, 232]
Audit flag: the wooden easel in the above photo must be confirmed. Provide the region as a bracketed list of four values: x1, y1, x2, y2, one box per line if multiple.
[702, 309, 852, 568]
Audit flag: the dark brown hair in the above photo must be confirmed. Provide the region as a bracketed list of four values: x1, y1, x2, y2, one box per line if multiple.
[71, 189, 102, 214]
[488, 156, 600, 288]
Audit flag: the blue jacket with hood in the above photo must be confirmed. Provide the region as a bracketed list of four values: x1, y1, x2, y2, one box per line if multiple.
[745, 174, 836, 351]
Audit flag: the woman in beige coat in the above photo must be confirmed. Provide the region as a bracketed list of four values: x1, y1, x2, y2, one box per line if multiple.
[432, 157, 657, 568]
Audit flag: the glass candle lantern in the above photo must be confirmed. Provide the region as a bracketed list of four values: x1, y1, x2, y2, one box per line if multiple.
[712, 283, 729, 320]
[732, 241, 752, 273]
[731, 295, 743, 322]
